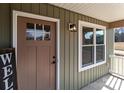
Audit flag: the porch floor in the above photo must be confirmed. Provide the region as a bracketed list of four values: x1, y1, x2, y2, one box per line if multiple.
[81, 74, 124, 90]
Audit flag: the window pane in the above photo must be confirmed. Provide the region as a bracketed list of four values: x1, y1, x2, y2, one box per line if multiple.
[44, 25, 50, 32]
[115, 27, 124, 42]
[44, 33, 50, 40]
[44, 25, 51, 40]
[96, 45, 105, 63]
[26, 23, 35, 40]
[96, 29, 104, 44]
[82, 26, 94, 45]
[36, 24, 43, 40]
[82, 46, 94, 67]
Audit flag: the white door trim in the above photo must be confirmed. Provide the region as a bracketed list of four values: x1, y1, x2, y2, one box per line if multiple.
[12, 10, 60, 90]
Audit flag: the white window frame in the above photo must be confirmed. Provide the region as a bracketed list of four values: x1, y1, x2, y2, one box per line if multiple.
[78, 20, 106, 72]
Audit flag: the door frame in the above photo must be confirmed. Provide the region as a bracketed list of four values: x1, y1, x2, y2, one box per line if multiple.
[12, 10, 60, 90]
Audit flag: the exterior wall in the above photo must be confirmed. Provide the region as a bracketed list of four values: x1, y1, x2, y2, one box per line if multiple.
[0, 4, 11, 48]
[0, 3, 110, 90]
[109, 20, 124, 28]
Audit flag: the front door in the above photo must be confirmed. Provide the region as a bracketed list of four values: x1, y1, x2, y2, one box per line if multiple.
[17, 16, 56, 90]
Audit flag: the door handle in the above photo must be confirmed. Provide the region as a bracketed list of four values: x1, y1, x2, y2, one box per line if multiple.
[52, 61, 56, 64]
[53, 56, 56, 59]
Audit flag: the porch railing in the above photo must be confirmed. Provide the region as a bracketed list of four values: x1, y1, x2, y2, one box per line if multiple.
[109, 54, 124, 77]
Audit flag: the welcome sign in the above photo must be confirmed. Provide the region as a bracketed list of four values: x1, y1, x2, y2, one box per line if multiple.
[0, 49, 17, 90]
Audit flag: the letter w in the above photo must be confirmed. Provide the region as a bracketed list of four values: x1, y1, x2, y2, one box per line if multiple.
[0, 53, 12, 65]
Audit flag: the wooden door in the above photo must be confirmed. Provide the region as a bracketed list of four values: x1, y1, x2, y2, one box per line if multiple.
[17, 16, 56, 90]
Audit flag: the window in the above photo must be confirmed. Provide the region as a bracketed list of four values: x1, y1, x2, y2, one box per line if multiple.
[114, 27, 124, 55]
[78, 21, 106, 72]
[26, 23, 51, 41]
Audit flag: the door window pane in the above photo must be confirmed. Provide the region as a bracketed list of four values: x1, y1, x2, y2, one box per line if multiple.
[44, 33, 50, 40]
[44, 25, 50, 32]
[82, 27, 94, 45]
[26, 23, 35, 40]
[36, 24, 43, 40]
[44, 25, 51, 40]
[82, 46, 94, 67]
[96, 45, 105, 63]
[96, 29, 104, 44]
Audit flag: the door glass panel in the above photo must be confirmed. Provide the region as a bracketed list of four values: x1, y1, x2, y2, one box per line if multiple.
[82, 26, 94, 45]
[44, 25, 51, 40]
[36, 24, 43, 40]
[26, 23, 35, 40]
[44, 25, 50, 32]
[26, 24, 51, 41]
[44, 33, 50, 40]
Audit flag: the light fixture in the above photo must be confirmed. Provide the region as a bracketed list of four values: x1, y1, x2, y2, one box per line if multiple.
[69, 23, 77, 32]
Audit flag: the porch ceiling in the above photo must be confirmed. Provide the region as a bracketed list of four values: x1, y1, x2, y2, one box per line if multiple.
[51, 3, 124, 22]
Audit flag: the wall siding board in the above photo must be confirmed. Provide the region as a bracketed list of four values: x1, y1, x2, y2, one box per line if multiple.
[87, 70, 90, 85]
[83, 71, 86, 86]
[101, 65, 103, 77]
[103, 64, 106, 75]
[69, 12, 74, 90]
[77, 14, 82, 89]
[47, 4, 54, 17]
[85, 70, 88, 86]
[96, 66, 99, 79]
[0, 3, 110, 90]
[99, 65, 102, 77]
[21, 3, 32, 13]
[99, 65, 101, 78]
[81, 15, 85, 21]
[97, 66, 100, 78]
[53, 7, 60, 18]
[102, 65, 104, 76]
[64, 10, 70, 90]
[87, 69, 90, 85]
[109, 20, 124, 28]
[91, 68, 94, 82]
[39, 3, 47, 16]
[101, 64, 105, 76]
[102, 65, 104, 77]
[31, 3, 40, 14]
[81, 71, 85, 88]
[73, 13, 78, 90]
[59, 8, 65, 90]
[11, 3, 22, 10]
[0, 4, 10, 48]
[94, 66, 98, 80]
[87, 17, 90, 22]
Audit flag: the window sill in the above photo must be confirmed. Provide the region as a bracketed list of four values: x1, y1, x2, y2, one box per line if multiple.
[79, 61, 106, 72]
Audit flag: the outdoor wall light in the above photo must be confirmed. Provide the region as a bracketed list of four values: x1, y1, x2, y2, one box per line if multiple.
[69, 23, 77, 32]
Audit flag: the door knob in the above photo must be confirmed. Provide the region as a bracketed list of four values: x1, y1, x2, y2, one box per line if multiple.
[52, 61, 56, 64]
[53, 56, 56, 59]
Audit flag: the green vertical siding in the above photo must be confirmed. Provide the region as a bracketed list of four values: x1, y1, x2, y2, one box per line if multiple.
[0, 3, 110, 90]
[0, 4, 10, 48]
[73, 13, 78, 90]
[31, 3, 40, 14]
[64, 10, 70, 89]
[21, 4, 32, 12]
[59, 8, 65, 90]
[69, 12, 74, 89]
